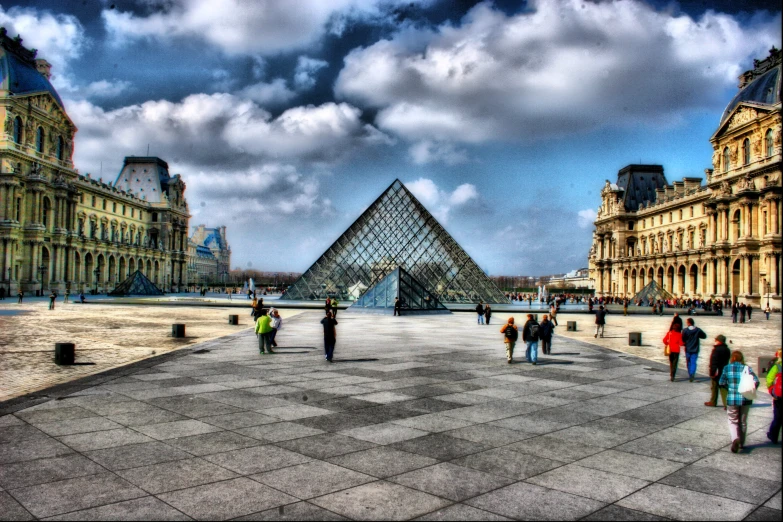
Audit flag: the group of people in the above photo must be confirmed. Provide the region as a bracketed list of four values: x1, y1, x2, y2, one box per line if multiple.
[475, 302, 492, 324]
[500, 313, 556, 364]
[251, 298, 283, 354]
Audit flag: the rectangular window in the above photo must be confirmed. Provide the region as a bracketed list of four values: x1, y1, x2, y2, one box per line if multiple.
[152, 213, 158, 222]
[91, 196, 96, 207]
[690, 206, 694, 217]
[659, 215, 663, 225]
[112, 202, 117, 213]
[628, 222, 635, 230]
[122, 205, 126, 216]
[139, 211, 143, 220]
[763, 211, 768, 234]
[102, 200, 107, 210]
[669, 212, 673, 222]
[679, 209, 683, 220]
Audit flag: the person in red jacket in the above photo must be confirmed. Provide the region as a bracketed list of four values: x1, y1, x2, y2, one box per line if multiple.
[663, 322, 684, 382]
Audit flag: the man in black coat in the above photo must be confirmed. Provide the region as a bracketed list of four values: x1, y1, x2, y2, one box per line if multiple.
[705, 334, 731, 408]
[475, 302, 485, 325]
[594, 305, 607, 338]
[682, 318, 707, 382]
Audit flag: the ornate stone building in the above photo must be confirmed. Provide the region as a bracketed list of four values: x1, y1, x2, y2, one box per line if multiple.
[187, 225, 231, 285]
[0, 30, 192, 295]
[589, 49, 782, 307]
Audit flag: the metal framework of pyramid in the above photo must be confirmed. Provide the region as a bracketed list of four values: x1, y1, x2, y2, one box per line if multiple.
[351, 266, 450, 314]
[109, 270, 165, 296]
[282, 179, 508, 304]
[632, 280, 674, 306]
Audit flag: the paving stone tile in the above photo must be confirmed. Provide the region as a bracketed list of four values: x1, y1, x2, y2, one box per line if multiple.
[0, 436, 73, 464]
[34, 417, 124, 437]
[350, 405, 422, 424]
[327, 447, 439, 478]
[164, 430, 261, 456]
[578, 449, 683, 481]
[43, 496, 192, 521]
[106, 408, 188, 427]
[390, 462, 513, 501]
[354, 391, 417, 404]
[340, 422, 429, 445]
[522, 405, 603, 427]
[258, 404, 334, 420]
[618, 483, 756, 520]
[14, 406, 96, 425]
[528, 463, 650, 503]
[117, 457, 238, 494]
[744, 507, 783, 521]
[765, 490, 782, 510]
[146, 396, 245, 418]
[0, 491, 35, 521]
[443, 424, 535, 447]
[79, 401, 161, 417]
[436, 393, 497, 405]
[391, 413, 475, 433]
[10, 472, 145, 519]
[133, 419, 222, 440]
[202, 445, 311, 474]
[645, 426, 731, 450]
[453, 448, 563, 480]
[311, 481, 451, 521]
[390, 434, 489, 461]
[395, 398, 461, 414]
[276, 433, 376, 459]
[413, 503, 512, 521]
[0, 415, 25, 427]
[84, 441, 191, 470]
[252, 460, 374, 499]
[692, 449, 783, 479]
[234, 501, 348, 521]
[660, 465, 782, 504]
[617, 436, 715, 463]
[0, 454, 104, 489]
[236, 422, 325, 442]
[320, 385, 376, 396]
[506, 435, 605, 462]
[57, 428, 155, 452]
[0, 424, 46, 444]
[392, 386, 451, 399]
[489, 414, 571, 434]
[159, 477, 298, 521]
[200, 412, 280, 429]
[311, 398, 378, 412]
[582, 504, 667, 521]
[466, 482, 605, 520]
[440, 402, 541, 423]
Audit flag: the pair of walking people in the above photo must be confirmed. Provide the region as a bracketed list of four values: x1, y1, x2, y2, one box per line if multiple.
[501, 314, 555, 364]
[254, 308, 282, 354]
[663, 317, 706, 382]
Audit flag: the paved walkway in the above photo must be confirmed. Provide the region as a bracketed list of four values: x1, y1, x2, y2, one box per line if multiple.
[0, 312, 780, 521]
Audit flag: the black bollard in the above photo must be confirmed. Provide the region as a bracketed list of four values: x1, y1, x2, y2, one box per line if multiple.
[629, 332, 642, 346]
[228, 315, 239, 325]
[55, 343, 75, 365]
[567, 321, 577, 331]
[172, 324, 186, 338]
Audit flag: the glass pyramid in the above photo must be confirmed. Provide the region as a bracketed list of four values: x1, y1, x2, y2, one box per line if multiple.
[109, 270, 165, 296]
[352, 266, 449, 313]
[632, 280, 674, 306]
[282, 179, 508, 304]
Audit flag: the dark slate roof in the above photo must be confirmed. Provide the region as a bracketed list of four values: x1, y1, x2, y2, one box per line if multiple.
[0, 41, 64, 107]
[615, 165, 668, 212]
[721, 64, 781, 124]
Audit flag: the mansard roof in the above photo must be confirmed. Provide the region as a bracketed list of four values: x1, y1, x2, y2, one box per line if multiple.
[0, 28, 64, 108]
[615, 165, 668, 212]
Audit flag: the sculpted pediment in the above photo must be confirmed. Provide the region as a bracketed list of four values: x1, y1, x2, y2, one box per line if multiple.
[712, 103, 770, 140]
[17, 92, 76, 131]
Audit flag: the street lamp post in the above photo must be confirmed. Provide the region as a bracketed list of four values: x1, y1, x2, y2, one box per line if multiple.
[93, 268, 99, 295]
[37, 264, 46, 296]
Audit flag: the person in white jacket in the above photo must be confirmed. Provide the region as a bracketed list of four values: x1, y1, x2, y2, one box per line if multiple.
[269, 308, 282, 348]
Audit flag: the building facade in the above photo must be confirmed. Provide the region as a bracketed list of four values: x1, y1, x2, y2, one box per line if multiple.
[187, 225, 231, 285]
[0, 31, 192, 295]
[588, 49, 782, 307]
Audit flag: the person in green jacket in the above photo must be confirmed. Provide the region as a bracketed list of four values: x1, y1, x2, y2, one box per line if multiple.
[767, 350, 781, 444]
[254, 309, 274, 354]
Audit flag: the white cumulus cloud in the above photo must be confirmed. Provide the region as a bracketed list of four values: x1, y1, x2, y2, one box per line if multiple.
[577, 208, 598, 228]
[405, 178, 479, 224]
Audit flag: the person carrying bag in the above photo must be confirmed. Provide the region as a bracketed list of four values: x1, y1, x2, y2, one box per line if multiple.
[719, 350, 759, 453]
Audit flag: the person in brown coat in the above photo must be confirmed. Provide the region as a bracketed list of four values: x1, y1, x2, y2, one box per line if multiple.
[500, 317, 518, 363]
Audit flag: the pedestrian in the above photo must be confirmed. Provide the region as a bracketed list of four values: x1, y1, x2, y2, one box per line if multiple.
[705, 335, 731, 408]
[64, 290, 70, 303]
[663, 322, 684, 382]
[251, 299, 263, 322]
[765, 305, 771, 320]
[79, 292, 86, 304]
[475, 302, 485, 325]
[681, 317, 707, 382]
[325, 297, 331, 313]
[254, 308, 274, 354]
[739, 303, 746, 323]
[321, 310, 338, 362]
[501, 317, 518, 363]
[17, 291, 23, 304]
[522, 313, 540, 365]
[746, 304, 752, 321]
[669, 312, 683, 332]
[766, 350, 781, 444]
[550, 303, 559, 326]
[0, 287, 5, 300]
[623, 299, 628, 316]
[331, 298, 339, 319]
[484, 304, 492, 325]
[393, 297, 401, 316]
[719, 350, 759, 452]
[539, 314, 555, 355]
[269, 308, 282, 348]
[731, 302, 738, 323]
[594, 305, 607, 338]
[48, 291, 56, 310]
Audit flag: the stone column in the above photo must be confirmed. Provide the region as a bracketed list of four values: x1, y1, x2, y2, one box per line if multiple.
[0, 185, 5, 220]
[751, 256, 759, 296]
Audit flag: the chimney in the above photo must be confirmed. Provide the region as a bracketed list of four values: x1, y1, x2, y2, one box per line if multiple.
[35, 59, 52, 80]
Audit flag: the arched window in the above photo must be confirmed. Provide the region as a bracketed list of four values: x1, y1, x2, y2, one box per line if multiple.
[36, 127, 45, 153]
[723, 147, 730, 172]
[12, 117, 22, 144]
[56, 136, 64, 160]
[742, 138, 750, 165]
[767, 129, 774, 157]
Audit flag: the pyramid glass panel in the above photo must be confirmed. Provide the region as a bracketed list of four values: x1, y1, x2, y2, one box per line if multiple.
[352, 267, 449, 313]
[632, 280, 675, 306]
[282, 180, 508, 304]
[108, 270, 165, 296]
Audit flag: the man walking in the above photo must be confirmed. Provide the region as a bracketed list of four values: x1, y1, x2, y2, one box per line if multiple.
[594, 305, 607, 338]
[705, 335, 730, 408]
[549, 303, 559, 326]
[500, 317, 518, 363]
[321, 310, 338, 362]
[522, 314, 540, 365]
[539, 314, 555, 355]
[393, 297, 401, 316]
[681, 317, 707, 382]
[254, 309, 274, 354]
[475, 302, 485, 325]
[17, 290, 23, 304]
[48, 291, 56, 310]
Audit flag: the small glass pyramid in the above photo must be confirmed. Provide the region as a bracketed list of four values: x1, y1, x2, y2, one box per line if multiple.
[632, 280, 674, 306]
[282, 179, 508, 304]
[352, 266, 449, 314]
[109, 270, 165, 296]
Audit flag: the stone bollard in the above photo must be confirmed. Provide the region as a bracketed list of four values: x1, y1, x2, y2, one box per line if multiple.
[172, 324, 186, 338]
[567, 321, 577, 331]
[629, 332, 642, 346]
[228, 315, 239, 325]
[55, 343, 75, 365]
[758, 356, 776, 378]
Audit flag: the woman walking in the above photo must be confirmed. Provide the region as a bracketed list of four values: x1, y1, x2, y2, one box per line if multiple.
[269, 308, 282, 348]
[484, 304, 492, 325]
[663, 322, 684, 381]
[719, 350, 760, 452]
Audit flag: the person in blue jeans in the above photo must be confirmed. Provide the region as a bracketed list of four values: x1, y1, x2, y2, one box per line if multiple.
[681, 318, 707, 382]
[522, 314, 540, 365]
[475, 302, 485, 325]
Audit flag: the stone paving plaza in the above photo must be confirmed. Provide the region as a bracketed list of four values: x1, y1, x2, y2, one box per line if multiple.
[0, 311, 781, 520]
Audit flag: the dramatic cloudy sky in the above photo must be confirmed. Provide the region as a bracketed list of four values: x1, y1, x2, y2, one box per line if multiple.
[3, 0, 780, 275]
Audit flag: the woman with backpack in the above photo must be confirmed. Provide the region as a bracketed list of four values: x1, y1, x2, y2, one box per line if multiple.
[719, 350, 760, 452]
[767, 350, 782, 444]
[500, 317, 518, 363]
[663, 322, 684, 381]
